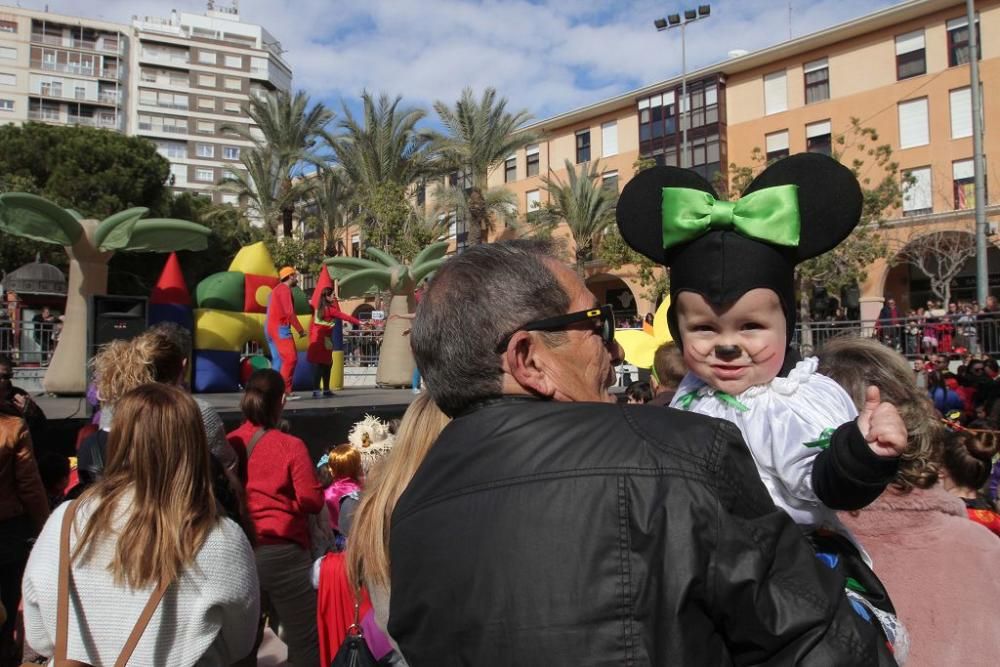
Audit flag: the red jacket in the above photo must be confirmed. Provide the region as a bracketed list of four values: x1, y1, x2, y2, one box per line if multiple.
[229, 421, 323, 550]
[267, 282, 305, 335]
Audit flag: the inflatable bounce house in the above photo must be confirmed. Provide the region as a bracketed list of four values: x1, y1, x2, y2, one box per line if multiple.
[615, 297, 672, 370]
[191, 242, 314, 393]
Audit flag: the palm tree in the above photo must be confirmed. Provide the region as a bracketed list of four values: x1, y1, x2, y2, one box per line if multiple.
[0, 193, 210, 393]
[325, 242, 448, 387]
[432, 87, 536, 245]
[300, 167, 354, 255]
[218, 148, 311, 235]
[222, 90, 333, 237]
[432, 184, 519, 242]
[537, 159, 618, 275]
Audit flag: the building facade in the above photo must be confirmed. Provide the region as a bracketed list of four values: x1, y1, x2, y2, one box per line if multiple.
[482, 0, 999, 322]
[0, 2, 291, 204]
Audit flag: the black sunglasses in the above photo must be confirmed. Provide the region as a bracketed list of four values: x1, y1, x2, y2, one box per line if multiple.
[496, 304, 616, 352]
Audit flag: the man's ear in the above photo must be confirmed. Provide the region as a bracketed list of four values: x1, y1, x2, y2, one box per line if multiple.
[502, 331, 557, 398]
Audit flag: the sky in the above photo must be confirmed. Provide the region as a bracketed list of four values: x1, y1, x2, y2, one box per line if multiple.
[21, 0, 908, 124]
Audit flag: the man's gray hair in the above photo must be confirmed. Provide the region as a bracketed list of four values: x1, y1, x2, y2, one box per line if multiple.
[411, 240, 569, 416]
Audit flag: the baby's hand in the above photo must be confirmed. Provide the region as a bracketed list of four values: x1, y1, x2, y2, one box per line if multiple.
[856, 385, 907, 458]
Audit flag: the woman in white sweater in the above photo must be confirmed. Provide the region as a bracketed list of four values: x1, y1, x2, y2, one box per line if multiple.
[22, 383, 260, 666]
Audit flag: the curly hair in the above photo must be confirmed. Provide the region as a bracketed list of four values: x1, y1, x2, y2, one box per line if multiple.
[817, 336, 943, 492]
[91, 324, 188, 405]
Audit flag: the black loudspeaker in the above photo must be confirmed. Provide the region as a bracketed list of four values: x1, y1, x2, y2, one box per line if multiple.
[88, 295, 148, 354]
[842, 285, 861, 310]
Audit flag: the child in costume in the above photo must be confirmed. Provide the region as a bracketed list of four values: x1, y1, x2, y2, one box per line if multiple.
[617, 153, 909, 657]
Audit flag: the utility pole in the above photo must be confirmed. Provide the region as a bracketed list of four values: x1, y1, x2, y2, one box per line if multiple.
[967, 0, 989, 304]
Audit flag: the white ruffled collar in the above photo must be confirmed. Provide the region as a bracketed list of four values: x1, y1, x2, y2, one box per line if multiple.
[684, 356, 820, 402]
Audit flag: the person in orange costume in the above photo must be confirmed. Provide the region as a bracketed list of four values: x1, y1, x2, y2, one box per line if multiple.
[266, 267, 306, 397]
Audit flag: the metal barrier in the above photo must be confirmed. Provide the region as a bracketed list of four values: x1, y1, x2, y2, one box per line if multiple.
[1, 319, 59, 366]
[792, 314, 1000, 358]
[238, 328, 385, 368]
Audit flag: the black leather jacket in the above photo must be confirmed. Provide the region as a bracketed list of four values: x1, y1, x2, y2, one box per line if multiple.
[389, 398, 895, 666]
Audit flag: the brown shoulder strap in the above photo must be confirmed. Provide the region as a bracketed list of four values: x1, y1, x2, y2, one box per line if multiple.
[55, 500, 78, 663]
[245, 427, 269, 463]
[53, 500, 173, 667]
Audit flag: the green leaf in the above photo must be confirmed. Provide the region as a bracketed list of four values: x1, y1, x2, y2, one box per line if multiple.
[120, 219, 211, 252]
[364, 247, 401, 267]
[411, 257, 445, 285]
[338, 267, 392, 298]
[65, 209, 84, 221]
[411, 241, 450, 270]
[95, 207, 149, 250]
[323, 256, 383, 271]
[0, 192, 83, 246]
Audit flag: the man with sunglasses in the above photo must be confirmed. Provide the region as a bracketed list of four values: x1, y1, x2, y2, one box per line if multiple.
[388, 240, 891, 666]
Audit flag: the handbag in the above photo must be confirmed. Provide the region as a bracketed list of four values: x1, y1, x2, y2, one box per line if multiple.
[22, 501, 170, 667]
[328, 598, 380, 667]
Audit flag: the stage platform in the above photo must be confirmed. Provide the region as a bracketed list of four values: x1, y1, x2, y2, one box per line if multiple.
[34, 388, 416, 460]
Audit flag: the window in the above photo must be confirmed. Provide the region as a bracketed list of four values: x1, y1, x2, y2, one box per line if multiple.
[250, 56, 267, 73]
[223, 146, 240, 160]
[947, 16, 981, 67]
[224, 100, 240, 114]
[196, 143, 215, 158]
[576, 129, 591, 163]
[197, 51, 217, 65]
[526, 144, 539, 177]
[764, 70, 787, 115]
[765, 130, 789, 162]
[221, 192, 239, 205]
[806, 120, 832, 156]
[0, 46, 15, 59]
[950, 87, 972, 139]
[0, 72, 15, 86]
[601, 121, 618, 157]
[895, 30, 926, 79]
[803, 58, 829, 104]
[0, 99, 12, 111]
[169, 163, 187, 184]
[224, 55, 242, 68]
[504, 156, 516, 183]
[602, 170, 619, 193]
[351, 234, 360, 257]
[197, 120, 214, 134]
[902, 167, 932, 216]
[155, 140, 186, 159]
[198, 97, 214, 110]
[198, 74, 216, 87]
[223, 77, 241, 91]
[40, 80, 60, 96]
[953, 159, 975, 209]
[195, 168, 215, 182]
[898, 98, 929, 148]
[525, 190, 541, 218]
[0, 19, 16, 33]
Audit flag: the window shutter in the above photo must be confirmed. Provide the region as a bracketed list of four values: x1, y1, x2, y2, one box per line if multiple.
[803, 57, 827, 73]
[601, 121, 618, 157]
[895, 30, 924, 55]
[950, 87, 972, 139]
[953, 159, 974, 180]
[765, 131, 789, 153]
[903, 167, 932, 211]
[806, 120, 831, 138]
[764, 71, 787, 115]
[898, 98, 929, 148]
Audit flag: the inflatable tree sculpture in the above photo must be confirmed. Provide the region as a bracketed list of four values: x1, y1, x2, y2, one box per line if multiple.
[0, 193, 210, 394]
[325, 242, 448, 387]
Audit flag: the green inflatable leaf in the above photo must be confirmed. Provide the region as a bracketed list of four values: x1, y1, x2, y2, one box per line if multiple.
[95, 207, 149, 250]
[292, 286, 312, 315]
[122, 219, 211, 252]
[338, 267, 392, 298]
[365, 247, 401, 268]
[411, 241, 450, 270]
[0, 192, 83, 246]
[412, 258, 445, 285]
[65, 209, 84, 221]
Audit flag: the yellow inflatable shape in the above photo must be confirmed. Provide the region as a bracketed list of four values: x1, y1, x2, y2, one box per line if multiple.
[255, 284, 273, 309]
[194, 310, 268, 352]
[228, 241, 278, 277]
[616, 297, 672, 369]
[295, 314, 311, 352]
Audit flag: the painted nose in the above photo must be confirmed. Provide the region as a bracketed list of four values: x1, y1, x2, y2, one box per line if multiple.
[714, 344, 742, 361]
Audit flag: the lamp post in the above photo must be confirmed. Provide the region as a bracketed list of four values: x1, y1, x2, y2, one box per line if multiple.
[966, 0, 989, 305]
[654, 5, 711, 168]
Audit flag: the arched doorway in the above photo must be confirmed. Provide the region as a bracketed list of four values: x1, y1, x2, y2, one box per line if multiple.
[352, 303, 374, 321]
[586, 274, 640, 327]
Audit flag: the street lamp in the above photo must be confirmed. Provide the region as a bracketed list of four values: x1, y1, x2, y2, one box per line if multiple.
[654, 5, 711, 168]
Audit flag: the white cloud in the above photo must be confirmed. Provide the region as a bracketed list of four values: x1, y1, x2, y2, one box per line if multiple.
[23, 0, 905, 121]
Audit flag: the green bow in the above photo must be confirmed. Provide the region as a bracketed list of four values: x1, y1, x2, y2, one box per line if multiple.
[675, 389, 749, 412]
[661, 185, 801, 250]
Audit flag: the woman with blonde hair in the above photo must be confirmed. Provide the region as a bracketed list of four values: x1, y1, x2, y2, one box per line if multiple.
[22, 384, 259, 665]
[316, 393, 450, 665]
[818, 335, 1000, 665]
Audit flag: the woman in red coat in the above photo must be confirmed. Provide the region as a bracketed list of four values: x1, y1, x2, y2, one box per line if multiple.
[307, 287, 361, 398]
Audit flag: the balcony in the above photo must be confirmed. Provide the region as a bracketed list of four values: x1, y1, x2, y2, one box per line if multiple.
[30, 32, 123, 55]
[31, 60, 124, 81]
[27, 109, 62, 122]
[67, 114, 121, 130]
[138, 122, 187, 134]
[34, 86, 120, 107]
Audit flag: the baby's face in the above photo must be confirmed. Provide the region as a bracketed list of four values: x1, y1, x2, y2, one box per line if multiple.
[676, 289, 787, 396]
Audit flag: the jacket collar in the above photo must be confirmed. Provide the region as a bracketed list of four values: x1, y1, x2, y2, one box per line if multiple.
[454, 395, 544, 418]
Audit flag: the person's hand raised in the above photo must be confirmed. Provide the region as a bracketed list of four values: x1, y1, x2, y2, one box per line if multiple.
[856, 386, 907, 458]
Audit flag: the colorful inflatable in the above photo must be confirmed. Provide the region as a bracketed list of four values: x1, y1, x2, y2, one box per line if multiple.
[192, 242, 313, 392]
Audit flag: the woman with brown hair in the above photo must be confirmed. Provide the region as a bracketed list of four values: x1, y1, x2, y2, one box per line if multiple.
[227, 368, 324, 666]
[939, 429, 1000, 536]
[21, 384, 259, 665]
[819, 336, 1000, 665]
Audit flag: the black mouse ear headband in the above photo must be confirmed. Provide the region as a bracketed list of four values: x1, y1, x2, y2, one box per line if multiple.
[615, 153, 863, 343]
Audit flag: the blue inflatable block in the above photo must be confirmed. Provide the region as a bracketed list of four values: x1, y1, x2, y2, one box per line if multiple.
[149, 303, 193, 330]
[193, 349, 241, 393]
[292, 350, 315, 391]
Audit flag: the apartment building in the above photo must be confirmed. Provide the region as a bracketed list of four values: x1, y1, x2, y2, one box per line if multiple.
[131, 5, 291, 202]
[487, 0, 999, 321]
[0, 2, 291, 205]
[0, 6, 127, 131]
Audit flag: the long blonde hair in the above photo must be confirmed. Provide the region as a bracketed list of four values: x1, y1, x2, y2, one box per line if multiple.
[346, 393, 450, 590]
[817, 335, 942, 491]
[74, 383, 219, 588]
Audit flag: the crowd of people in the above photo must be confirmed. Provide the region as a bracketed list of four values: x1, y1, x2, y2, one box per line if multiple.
[878, 295, 1000, 356]
[1, 237, 999, 666]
